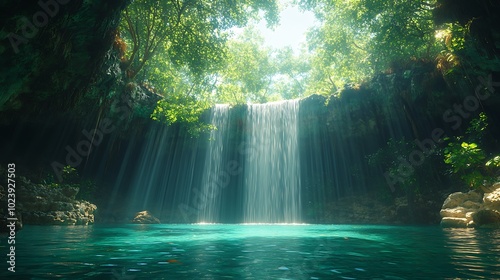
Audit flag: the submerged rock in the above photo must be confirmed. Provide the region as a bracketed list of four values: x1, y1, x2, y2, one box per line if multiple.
[131, 211, 161, 224]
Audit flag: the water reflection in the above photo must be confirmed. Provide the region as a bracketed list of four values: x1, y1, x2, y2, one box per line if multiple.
[443, 228, 500, 279]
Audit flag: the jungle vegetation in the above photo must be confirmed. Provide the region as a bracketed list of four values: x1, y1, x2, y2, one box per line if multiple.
[116, 0, 500, 190]
[117, 0, 482, 125]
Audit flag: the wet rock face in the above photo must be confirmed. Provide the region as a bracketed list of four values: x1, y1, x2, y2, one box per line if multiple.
[0, 1, 129, 118]
[131, 211, 161, 224]
[440, 184, 500, 228]
[16, 177, 97, 226]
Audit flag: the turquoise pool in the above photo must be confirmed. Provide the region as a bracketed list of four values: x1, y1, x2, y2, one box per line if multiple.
[1, 224, 499, 279]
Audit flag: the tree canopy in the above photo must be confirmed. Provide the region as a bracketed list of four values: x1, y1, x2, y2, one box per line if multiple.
[119, 0, 280, 134]
[120, 0, 279, 80]
[215, 27, 311, 104]
[117, 0, 463, 135]
[301, 0, 439, 95]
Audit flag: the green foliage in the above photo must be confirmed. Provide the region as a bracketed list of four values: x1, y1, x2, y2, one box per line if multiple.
[302, 0, 441, 95]
[151, 94, 215, 136]
[60, 165, 79, 184]
[443, 113, 499, 189]
[485, 156, 500, 168]
[215, 28, 310, 104]
[119, 0, 282, 135]
[367, 138, 419, 190]
[466, 112, 488, 141]
[443, 112, 488, 175]
[435, 21, 500, 76]
[435, 22, 469, 75]
[120, 0, 279, 80]
[444, 142, 485, 174]
[216, 29, 276, 103]
[273, 47, 311, 99]
[43, 165, 78, 187]
[41, 166, 97, 202]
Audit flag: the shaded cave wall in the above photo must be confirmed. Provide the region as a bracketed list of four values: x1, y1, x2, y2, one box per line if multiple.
[0, 0, 130, 120]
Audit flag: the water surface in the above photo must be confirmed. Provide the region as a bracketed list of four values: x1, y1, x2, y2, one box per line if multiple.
[1, 224, 499, 279]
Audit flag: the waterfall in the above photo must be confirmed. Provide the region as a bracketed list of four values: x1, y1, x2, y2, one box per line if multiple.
[243, 100, 301, 223]
[198, 100, 302, 223]
[104, 94, 394, 223]
[121, 100, 302, 223]
[198, 104, 231, 222]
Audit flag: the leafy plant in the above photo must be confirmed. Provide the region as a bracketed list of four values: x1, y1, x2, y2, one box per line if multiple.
[485, 156, 500, 168]
[151, 93, 215, 137]
[61, 165, 79, 184]
[442, 113, 499, 189]
[444, 142, 485, 172]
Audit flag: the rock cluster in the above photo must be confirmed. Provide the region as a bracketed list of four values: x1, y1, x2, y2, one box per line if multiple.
[440, 183, 500, 228]
[16, 177, 97, 226]
[131, 210, 161, 224]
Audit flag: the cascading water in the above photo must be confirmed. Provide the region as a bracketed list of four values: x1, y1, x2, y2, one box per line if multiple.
[243, 100, 301, 223]
[104, 94, 405, 223]
[198, 100, 302, 223]
[198, 104, 231, 222]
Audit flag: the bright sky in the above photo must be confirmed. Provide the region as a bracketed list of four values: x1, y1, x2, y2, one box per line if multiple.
[231, 3, 318, 53]
[256, 5, 318, 52]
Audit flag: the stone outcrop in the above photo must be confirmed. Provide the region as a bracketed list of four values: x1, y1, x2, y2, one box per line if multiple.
[440, 184, 500, 228]
[484, 183, 500, 208]
[15, 177, 97, 226]
[131, 211, 161, 224]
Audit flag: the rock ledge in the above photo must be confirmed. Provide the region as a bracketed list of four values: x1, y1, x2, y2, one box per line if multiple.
[440, 184, 500, 228]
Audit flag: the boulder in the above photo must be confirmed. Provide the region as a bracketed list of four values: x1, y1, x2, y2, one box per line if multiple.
[441, 217, 468, 228]
[440, 190, 484, 228]
[441, 191, 482, 209]
[462, 201, 481, 209]
[131, 211, 161, 224]
[440, 183, 500, 228]
[483, 187, 500, 210]
[440, 207, 467, 218]
[16, 181, 97, 226]
[472, 210, 500, 227]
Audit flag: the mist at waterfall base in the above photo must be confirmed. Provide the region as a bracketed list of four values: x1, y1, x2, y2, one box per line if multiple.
[107, 97, 410, 223]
